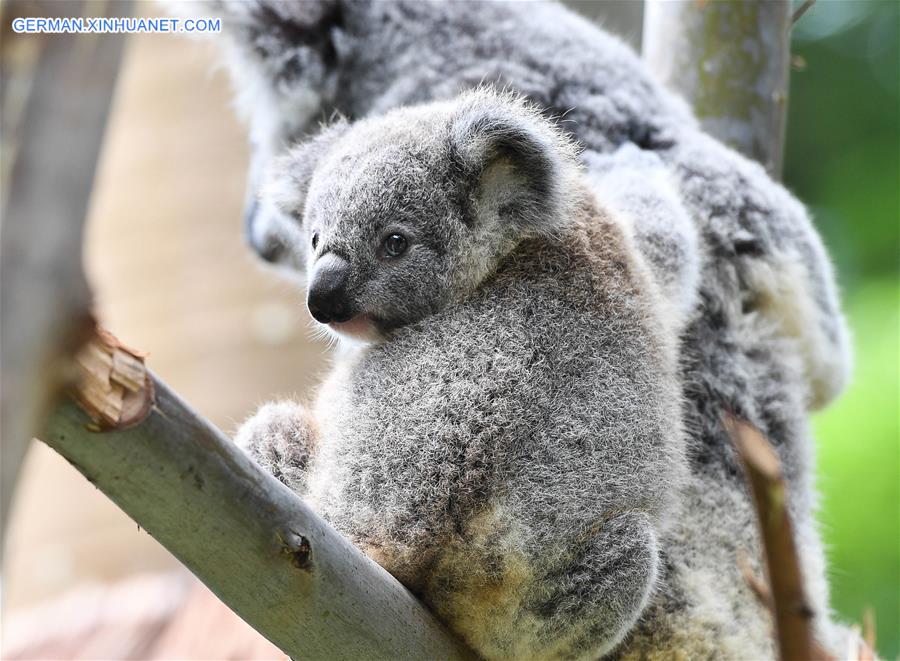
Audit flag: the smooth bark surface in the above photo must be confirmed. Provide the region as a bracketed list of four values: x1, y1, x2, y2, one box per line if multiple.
[643, 0, 791, 176]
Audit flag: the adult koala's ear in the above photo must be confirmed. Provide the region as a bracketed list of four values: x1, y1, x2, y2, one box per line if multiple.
[165, 0, 346, 86]
[447, 91, 580, 236]
[162, 0, 350, 175]
[247, 119, 350, 276]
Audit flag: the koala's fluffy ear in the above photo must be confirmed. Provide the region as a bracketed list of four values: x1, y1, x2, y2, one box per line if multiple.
[447, 92, 580, 235]
[263, 118, 350, 221]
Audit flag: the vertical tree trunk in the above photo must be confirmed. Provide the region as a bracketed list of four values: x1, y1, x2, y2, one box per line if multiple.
[0, 0, 129, 546]
[642, 0, 791, 177]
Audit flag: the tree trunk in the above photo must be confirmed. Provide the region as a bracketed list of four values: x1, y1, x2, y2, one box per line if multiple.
[642, 0, 791, 177]
[0, 0, 129, 547]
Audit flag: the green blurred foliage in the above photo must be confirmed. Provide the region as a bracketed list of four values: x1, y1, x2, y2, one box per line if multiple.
[785, 1, 899, 656]
[813, 280, 899, 657]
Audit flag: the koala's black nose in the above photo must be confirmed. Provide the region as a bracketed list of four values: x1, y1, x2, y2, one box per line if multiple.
[307, 253, 353, 324]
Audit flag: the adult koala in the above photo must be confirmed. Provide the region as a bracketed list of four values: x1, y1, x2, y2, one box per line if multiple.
[176, 0, 854, 657]
[236, 89, 700, 660]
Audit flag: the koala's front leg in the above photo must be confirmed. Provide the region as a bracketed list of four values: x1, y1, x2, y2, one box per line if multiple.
[524, 512, 659, 660]
[233, 401, 317, 496]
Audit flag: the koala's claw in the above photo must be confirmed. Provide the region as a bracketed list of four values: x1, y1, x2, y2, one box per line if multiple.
[234, 401, 317, 495]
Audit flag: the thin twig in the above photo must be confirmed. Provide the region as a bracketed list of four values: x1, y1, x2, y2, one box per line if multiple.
[725, 414, 826, 661]
[727, 420, 882, 661]
[791, 0, 816, 27]
[737, 547, 773, 611]
[862, 608, 877, 657]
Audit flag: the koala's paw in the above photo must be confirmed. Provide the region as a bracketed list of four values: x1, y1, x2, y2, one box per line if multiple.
[234, 401, 317, 495]
[524, 512, 659, 659]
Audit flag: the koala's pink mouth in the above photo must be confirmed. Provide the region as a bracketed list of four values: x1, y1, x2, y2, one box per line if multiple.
[327, 315, 378, 342]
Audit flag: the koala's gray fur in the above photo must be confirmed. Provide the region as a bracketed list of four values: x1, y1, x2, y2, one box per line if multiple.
[177, 0, 856, 657]
[238, 90, 698, 659]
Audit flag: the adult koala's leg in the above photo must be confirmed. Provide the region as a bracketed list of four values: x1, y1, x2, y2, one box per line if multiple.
[234, 401, 318, 496]
[520, 512, 660, 660]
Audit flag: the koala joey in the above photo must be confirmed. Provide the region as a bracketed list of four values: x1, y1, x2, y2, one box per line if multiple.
[235, 90, 700, 660]
[179, 0, 858, 654]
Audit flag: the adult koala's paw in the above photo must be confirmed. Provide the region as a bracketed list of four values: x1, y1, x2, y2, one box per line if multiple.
[234, 401, 317, 495]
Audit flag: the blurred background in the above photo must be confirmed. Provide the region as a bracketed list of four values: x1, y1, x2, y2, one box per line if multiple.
[787, 2, 899, 655]
[2, 0, 897, 658]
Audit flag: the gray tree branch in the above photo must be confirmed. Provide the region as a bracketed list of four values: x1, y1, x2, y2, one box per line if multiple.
[39, 331, 472, 661]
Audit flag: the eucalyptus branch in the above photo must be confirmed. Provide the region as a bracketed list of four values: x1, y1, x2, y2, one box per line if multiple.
[39, 330, 473, 661]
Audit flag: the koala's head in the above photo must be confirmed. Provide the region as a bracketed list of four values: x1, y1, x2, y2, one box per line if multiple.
[252, 90, 581, 343]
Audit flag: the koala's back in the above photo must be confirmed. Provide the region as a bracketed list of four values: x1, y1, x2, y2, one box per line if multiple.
[305, 206, 687, 652]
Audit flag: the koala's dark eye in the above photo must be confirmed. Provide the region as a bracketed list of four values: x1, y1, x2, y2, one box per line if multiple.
[311, 232, 319, 250]
[383, 233, 408, 258]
